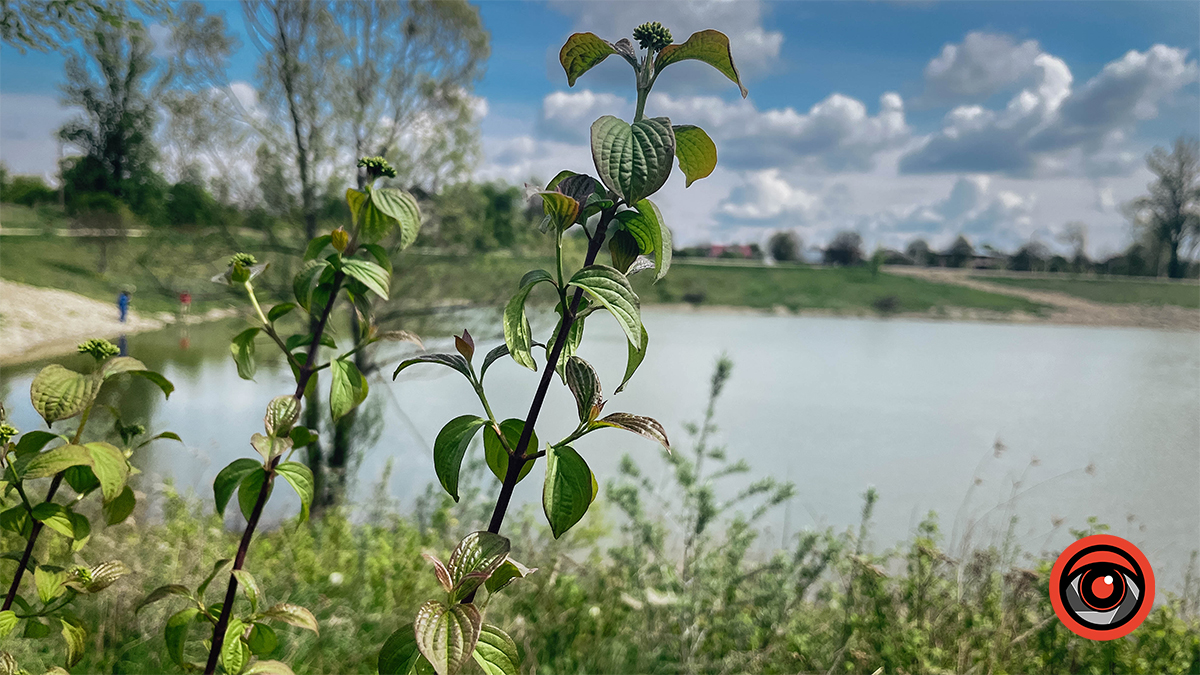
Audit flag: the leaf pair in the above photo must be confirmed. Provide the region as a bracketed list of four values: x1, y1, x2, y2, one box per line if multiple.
[345, 186, 421, 247]
[30, 357, 173, 426]
[560, 29, 747, 97]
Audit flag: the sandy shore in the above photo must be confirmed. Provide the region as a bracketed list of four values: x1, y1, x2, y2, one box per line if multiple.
[0, 280, 235, 366]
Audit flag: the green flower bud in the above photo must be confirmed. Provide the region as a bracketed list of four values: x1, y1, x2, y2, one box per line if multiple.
[228, 252, 257, 284]
[71, 565, 93, 584]
[633, 21, 672, 52]
[77, 338, 120, 362]
[357, 156, 397, 180]
[331, 227, 349, 253]
[0, 422, 18, 445]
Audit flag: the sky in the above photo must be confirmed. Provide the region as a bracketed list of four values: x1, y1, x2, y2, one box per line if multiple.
[1, 0, 1198, 256]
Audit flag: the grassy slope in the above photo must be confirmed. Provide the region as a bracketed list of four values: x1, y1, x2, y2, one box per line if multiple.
[977, 275, 1200, 309]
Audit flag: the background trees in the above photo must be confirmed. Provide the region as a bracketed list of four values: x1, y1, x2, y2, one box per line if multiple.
[823, 231, 863, 266]
[1125, 136, 1200, 279]
[768, 230, 801, 262]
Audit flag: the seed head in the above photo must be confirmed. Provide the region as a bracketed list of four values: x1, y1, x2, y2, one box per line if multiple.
[357, 156, 397, 179]
[0, 422, 18, 445]
[228, 252, 258, 284]
[78, 338, 120, 362]
[633, 22, 672, 52]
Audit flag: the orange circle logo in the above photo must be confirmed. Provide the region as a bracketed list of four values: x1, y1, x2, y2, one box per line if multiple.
[1049, 534, 1154, 640]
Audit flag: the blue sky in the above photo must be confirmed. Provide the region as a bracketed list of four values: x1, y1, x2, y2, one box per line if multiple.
[2, 0, 1197, 254]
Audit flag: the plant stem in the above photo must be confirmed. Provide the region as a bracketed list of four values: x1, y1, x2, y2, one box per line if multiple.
[484, 210, 614, 536]
[203, 271, 345, 675]
[3, 404, 94, 611]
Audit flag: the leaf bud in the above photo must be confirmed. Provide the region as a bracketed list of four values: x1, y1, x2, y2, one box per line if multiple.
[331, 227, 349, 253]
[454, 329, 475, 362]
[228, 252, 258, 284]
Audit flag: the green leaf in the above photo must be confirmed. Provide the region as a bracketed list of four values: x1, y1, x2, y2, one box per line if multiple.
[304, 235, 333, 261]
[567, 265, 641, 347]
[247, 623, 278, 657]
[261, 603, 319, 634]
[472, 624, 520, 675]
[103, 485, 136, 525]
[31, 503, 74, 538]
[214, 458, 262, 517]
[413, 600, 482, 675]
[223, 618, 248, 675]
[565, 356, 603, 423]
[232, 569, 261, 614]
[655, 29, 748, 97]
[616, 324, 649, 394]
[13, 430, 59, 457]
[0, 507, 30, 537]
[22, 443, 92, 479]
[29, 364, 97, 426]
[68, 511, 90, 549]
[85, 441, 128, 502]
[330, 358, 369, 421]
[276, 462, 314, 523]
[293, 259, 330, 311]
[608, 228, 640, 273]
[136, 584, 193, 613]
[484, 559, 537, 595]
[370, 187, 422, 248]
[447, 532, 511, 602]
[478, 345, 510, 381]
[546, 300, 586, 382]
[672, 124, 718, 187]
[231, 327, 260, 381]
[63, 464, 100, 496]
[35, 566, 67, 603]
[483, 419, 536, 485]
[591, 412, 671, 451]
[503, 269, 555, 371]
[379, 624, 422, 675]
[267, 302, 296, 323]
[252, 431, 292, 465]
[342, 259, 390, 300]
[289, 426, 318, 448]
[165, 607, 200, 668]
[60, 617, 85, 668]
[244, 660, 295, 675]
[590, 115, 676, 205]
[616, 199, 672, 281]
[238, 466, 269, 521]
[347, 187, 369, 225]
[0, 610, 17, 639]
[543, 445, 594, 538]
[197, 558, 233, 601]
[559, 33, 635, 86]
[433, 416, 486, 502]
[264, 396, 301, 437]
[537, 192, 580, 232]
[98, 356, 176, 398]
[82, 560, 130, 592]
[360, 243, 394, 275]
[393, 353, 473, 381]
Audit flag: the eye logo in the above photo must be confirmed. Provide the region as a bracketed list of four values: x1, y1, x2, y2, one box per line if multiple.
[1050, 534, 1154, 640]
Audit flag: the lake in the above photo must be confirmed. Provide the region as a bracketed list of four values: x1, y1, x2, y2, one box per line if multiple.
[3, 309, 1198, 586]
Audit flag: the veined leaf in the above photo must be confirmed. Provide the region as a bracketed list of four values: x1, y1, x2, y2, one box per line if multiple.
[276, 461, 314, 523]
[379, 624, 422, 675]
[484, 559, 537, 595]
[503, 270, 555, 371]
[559, 32, 634, 87]
[81, 560, 130, 592]
[22, 444, 92, 479]
[136, 584, 193, 613]
[433, 416, 487, 502]
[342, 259, 390, 300]
[35, 566, 68, 603]
[590, 115, 676, 205]
[222, 618, 248, 675]
[393, 353, 472, 381]
[543, 445, 594, 538]
[238, 466, 270, 521]
[472, 624, 521, 675]
[564, 356, 603, 423]
[293, 259, 330, 311]
[269, 303, 295, 324]
[0, 610, 18, 639]
[483, 419, 536, 485]
[672, 124, 718, 187]
[29, 365, 97, 426]
[104, 485, 136, 525]
[99, 356, 175, 397]
[85, 441, 128, 502]
[264, 396, 301, 437]
[246, 623, 278, 657]
[616, 324, 649, 394]
[165, 607, 200, 668]
[13, 430, 59, 457]
[304, 235, 333, 261]
[615, 199, 672, 281]
[360, 243, 394, 274]
[244, 659, 295, 675]
[608, 228, 640, 273]
[214, 458, 262, 517]
[230, 327, 260, 381]
[591, 412, 671, 452]
[478, 344, 511, 381]
[655, 29, 748, 98]
[60, 617, 86, 668]
[370, 187, 422, 249]
[197, 558, 234, 600]
[566, 265, 641, 347]
[414, 600, 482, 675]
[261, 603, 319, 634]
[232, 569, 261, 614]
[447, 532, 511, 602]
[330, 358, 369, 421]
[536, 192, 580, 232]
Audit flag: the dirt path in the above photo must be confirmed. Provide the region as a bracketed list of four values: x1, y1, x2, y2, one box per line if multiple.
[887, 267, 1200, 332]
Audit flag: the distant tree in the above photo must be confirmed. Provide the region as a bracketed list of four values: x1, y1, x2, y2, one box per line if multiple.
[1, 174, 56, 206]
[768, 230, 801, 262]
[905, 238, 933, 266]
[58, 19, 166, 221]
[165, 179, 221, 227]
[0, 0, 167, 53]
[824, 230, 863, 266]
[1008, 240, 1050, 272]
[1124, 136, 1200, 278]
[944, 235, 974, 268]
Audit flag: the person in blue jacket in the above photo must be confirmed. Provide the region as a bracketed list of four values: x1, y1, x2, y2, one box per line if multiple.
[117, 291, 130, 323]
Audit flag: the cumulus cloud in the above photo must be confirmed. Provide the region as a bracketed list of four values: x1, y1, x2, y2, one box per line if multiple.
[718, 169, 821, 220]
[902, 40, 1196, 176]
[919, 32, 1043, 106]
[539, 90, 630, 144]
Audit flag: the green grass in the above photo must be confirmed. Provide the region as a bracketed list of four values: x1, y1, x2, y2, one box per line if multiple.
[976, 275, 1200, 309]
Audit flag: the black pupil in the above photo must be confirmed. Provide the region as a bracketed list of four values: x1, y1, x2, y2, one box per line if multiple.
[1080, 565, 1126, 611]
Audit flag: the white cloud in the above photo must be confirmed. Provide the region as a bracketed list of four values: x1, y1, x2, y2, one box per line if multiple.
[920, 32, 1044, 106]
[902, 41, 1196, 176]
[718, 169, 821, 220]
[539, 90, 629, 143]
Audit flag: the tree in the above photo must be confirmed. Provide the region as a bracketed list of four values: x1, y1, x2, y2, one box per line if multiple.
[1058, 221, 1089, 272]
[905, 238, 933, 266]
[1125, 136, 1200, 279]
[943, 235, 974, 268]
[57, 19, 165, 221]
[768, 230, 801, 262]
[1008, 240, 1049, 272]
[0, 0, 166, 52]
[824, 230, 863, 266]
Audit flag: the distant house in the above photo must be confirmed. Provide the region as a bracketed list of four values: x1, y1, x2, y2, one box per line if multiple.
[932, 252, 1005, 269]
[709, 244, 755, 258]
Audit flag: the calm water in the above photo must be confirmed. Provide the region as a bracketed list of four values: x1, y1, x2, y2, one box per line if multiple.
[3, 310, 1198, 585]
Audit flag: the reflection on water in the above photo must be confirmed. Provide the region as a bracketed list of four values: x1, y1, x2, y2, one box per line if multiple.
[2, 310, 1197, 585]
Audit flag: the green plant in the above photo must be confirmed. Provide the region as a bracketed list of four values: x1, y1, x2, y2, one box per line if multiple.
[379, 21, 747, 675]
[137, 156, 422, 675]
[1, 338, 175, 671]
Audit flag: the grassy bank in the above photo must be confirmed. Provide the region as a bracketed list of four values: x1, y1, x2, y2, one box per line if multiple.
[975, 275, 1200, 309]
[1, 230, 1044, 319]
